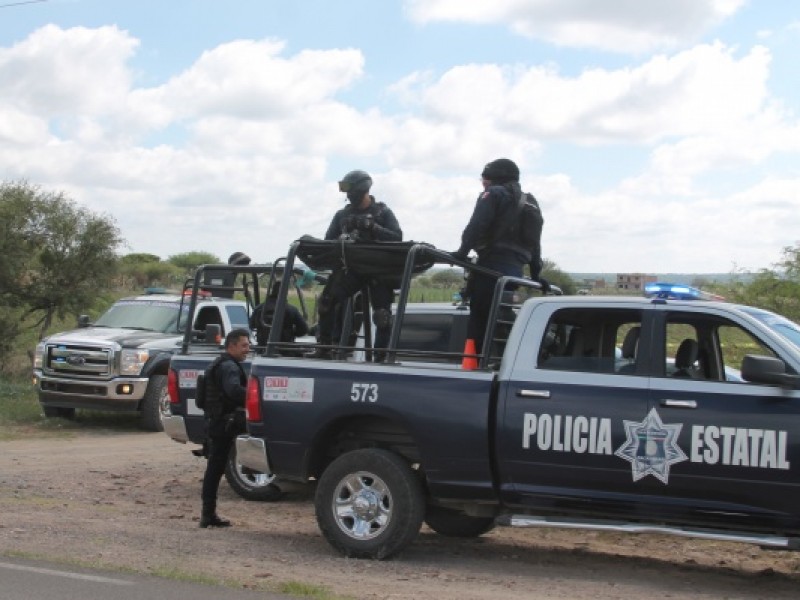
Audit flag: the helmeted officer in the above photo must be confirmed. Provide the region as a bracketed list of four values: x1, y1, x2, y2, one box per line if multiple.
[310, 170, 403, 359]
[451, 158, 545, 354]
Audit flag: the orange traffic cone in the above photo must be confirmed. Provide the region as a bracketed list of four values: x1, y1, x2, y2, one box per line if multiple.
[461, 338, 478, 370]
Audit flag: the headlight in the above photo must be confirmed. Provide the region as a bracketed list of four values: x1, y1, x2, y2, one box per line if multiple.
[120, 349, 150, 376]
[33, 342, 45, 370]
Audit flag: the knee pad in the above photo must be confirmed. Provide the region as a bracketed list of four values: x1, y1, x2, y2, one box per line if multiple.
[372, 308, 392, 330]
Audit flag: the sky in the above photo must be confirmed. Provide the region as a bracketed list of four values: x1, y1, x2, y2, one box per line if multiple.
[1, 0, 799, 274]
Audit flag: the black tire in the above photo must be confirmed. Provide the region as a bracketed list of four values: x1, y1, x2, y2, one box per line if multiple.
[139, 374, 166, 432]
[314, 448, 424, 560]
[424, 506, 495, 538]
[42, 406, 76, 419]
[224, 448, 283, 502]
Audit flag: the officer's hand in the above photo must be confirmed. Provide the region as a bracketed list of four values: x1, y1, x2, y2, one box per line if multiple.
[537, 277, 551, 294]
[342, 215, 356, 231]
[356, 214, 374, 231]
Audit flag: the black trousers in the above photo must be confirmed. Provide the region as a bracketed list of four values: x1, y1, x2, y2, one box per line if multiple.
[317, 269, 394, 350]
[467, 258, 523, 354]
[201, 422, 235, 508]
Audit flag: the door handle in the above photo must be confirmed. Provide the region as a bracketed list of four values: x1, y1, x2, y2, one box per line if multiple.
[660, 399, 697, 409]
[517, 389, 551, 399]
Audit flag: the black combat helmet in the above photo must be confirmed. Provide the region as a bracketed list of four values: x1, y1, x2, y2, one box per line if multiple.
[481, 158, 519, 184]
[338, 170, 373, 204]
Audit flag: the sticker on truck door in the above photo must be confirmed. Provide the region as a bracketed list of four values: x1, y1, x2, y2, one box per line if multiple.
[263, 376, 314, 402]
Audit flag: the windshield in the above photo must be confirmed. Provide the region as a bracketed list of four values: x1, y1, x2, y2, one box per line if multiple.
[739, 306, 800, 350]
[95, 300, 183, 333]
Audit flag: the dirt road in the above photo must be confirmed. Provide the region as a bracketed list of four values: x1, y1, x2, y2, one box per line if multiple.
[2, 431, 799, 599]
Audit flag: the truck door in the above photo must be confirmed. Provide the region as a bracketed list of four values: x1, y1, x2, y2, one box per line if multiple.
[496, 304, 652, 514]
[646, 309, 800, 526]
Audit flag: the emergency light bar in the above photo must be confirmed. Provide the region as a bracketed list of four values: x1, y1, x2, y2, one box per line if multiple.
[644, 282, 725, 301]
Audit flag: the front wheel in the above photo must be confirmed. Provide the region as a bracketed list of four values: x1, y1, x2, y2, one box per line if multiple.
[42, 405, 76, 419]
[224, 448, 283, 501]
[139, 374, 166, 432]
[424, 506, 495, 537]
[314, 448, 424, 560]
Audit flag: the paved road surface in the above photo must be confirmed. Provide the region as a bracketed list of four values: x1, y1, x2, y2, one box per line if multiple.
[0, 557, 293, 600]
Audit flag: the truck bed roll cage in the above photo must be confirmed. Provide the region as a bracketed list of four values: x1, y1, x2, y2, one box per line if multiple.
[266, 238, 560, 368]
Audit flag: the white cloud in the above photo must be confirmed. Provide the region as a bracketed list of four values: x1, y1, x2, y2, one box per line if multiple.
[0, 24, 138, 116]
[1, 20, 798, 274]
[405, 0, 744, 53]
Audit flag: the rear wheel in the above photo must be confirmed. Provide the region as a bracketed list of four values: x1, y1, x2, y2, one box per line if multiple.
[139, 375, 166, 432]
[224, 448, 283, 501]
[315, 448, 424, 560]
[424, 506, 495, 537]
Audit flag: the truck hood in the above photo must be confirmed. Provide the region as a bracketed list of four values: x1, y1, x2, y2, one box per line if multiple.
[43, 327, 182, 350]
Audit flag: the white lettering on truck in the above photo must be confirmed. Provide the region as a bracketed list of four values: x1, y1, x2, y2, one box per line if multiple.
[691, 425, 790, 469]
[523, 413, 612, 455]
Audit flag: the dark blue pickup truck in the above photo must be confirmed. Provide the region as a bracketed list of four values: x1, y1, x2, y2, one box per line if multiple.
[237, 241, 800, 560]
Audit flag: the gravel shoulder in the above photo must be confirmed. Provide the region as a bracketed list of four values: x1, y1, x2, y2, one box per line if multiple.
[2, 431, 800, 599]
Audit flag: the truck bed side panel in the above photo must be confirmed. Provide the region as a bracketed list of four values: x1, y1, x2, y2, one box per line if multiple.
[251, 360, 498, 499]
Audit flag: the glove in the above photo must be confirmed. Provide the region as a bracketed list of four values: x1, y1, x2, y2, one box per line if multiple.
[450, 249, 468, 262]
[355, 214, 374, 232]
[537, 277, 551, 294]
[298, 268, 317, 287]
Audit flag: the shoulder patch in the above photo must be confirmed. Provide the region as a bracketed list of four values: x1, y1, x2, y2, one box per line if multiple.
[480, 191, 490, 199]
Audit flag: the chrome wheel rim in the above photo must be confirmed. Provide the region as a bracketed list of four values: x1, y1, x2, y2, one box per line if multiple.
[331, 471, 392, 540]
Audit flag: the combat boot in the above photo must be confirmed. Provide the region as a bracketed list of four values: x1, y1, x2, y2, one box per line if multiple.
[200, 501, 231, 528]
[305, 338, 333, 360]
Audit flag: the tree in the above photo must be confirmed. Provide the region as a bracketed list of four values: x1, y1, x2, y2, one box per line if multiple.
[721, 244, 800, 321]
[430, 268, 464, 289]
[119, 253, 181, 288]
[168, 251, 221, 278]
[0, 181, 123, 341]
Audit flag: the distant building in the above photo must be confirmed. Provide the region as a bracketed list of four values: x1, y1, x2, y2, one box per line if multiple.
[616, 273, 657, 291]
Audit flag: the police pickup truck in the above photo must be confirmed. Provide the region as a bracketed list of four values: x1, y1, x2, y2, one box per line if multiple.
[32, 288, 249, 431]
[237, 240, 800, 560]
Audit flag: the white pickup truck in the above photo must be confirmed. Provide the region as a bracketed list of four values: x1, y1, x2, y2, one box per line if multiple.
[33, 290, 249, 431]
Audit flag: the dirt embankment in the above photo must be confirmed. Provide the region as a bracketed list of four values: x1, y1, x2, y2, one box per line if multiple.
[2, 431, 800, 599]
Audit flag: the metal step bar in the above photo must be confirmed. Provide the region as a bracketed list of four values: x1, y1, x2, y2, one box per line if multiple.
[497, 514, 797, 549]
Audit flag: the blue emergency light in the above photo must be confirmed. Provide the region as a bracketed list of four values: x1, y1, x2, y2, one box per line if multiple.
[644, 282, 725, 301]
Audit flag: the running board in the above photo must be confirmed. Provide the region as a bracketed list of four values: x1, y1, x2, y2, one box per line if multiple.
[497, 514, 797, 549]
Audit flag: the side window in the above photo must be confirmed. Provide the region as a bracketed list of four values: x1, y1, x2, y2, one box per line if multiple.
[663, 313, 777, 382]
[664, 322, 700, 379]
[225, 305, 249, 332]
[718, 324, 776, 380]
[537, 308, 643, 374]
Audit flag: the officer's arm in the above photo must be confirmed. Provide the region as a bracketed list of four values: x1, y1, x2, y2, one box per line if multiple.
[290, 307, 309, 336]
[373, 208, 403, 242]
[219, 362, 246, 406]
[457, 194, 495, 255]
[324, 213, 341, 241]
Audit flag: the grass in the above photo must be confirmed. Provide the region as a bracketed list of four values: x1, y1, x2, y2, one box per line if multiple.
[0, 377, 143, 440]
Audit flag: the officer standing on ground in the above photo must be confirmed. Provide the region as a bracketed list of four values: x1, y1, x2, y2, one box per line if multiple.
[451, 158, 545, 354]
[310, 169, 403, 359]
[200, 328, 250, 528]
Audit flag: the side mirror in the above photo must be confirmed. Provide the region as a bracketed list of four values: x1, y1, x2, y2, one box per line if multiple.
[205, 324, 222, 345]
[77, 315, 91, 328]
[741, 355, 800, 389]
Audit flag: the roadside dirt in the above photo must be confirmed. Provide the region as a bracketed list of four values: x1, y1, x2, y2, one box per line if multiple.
[2, 430, 800, 599]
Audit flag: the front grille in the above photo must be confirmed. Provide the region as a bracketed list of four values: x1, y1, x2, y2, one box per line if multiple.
[45, 344, 113, 378]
